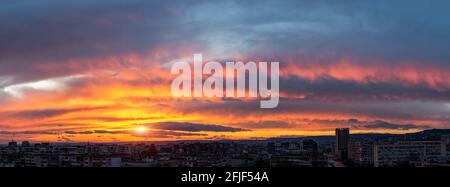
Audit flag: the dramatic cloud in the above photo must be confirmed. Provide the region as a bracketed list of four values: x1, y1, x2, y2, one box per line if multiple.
[147, 122, 247, 132]
[237, 121, 294, 129]
[64, 130, 128, 135]
[0, 130, 57, 135]
[304, 118, 432, 131]
[3, 75, 89, 98]
[4, 106, 109, 119]
[132, 130, 208, 139]
[280, 75, 450, 101]
[363, 120, 431, 130]
[1, 1, 450, 142]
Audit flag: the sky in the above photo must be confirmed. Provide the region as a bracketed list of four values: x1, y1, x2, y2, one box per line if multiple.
[1, 0, 450, 142]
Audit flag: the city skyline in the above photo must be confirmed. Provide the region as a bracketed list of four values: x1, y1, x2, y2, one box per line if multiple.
[1, 1, 450, 142]
[2, 128, 449, 167]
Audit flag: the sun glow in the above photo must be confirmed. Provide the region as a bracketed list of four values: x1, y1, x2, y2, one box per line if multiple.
[135, 126, 148, 133]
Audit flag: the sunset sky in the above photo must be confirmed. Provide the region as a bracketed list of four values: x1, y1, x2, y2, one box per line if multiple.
[1, 0, 450, 143]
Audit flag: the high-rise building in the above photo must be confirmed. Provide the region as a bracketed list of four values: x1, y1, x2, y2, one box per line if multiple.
[335, 128, 350, 160]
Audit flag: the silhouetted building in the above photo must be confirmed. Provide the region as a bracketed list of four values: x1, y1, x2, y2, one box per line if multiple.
[349, 140, 373, 166]
[22, 141, 31, 147]
[8, 141, 17, 147]
[441, 135, 449, 159]
[335, 128, 349, 160]
[374, 141, 442, 167]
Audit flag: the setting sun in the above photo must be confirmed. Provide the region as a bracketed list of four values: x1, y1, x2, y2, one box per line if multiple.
[135, 126, 148, 133]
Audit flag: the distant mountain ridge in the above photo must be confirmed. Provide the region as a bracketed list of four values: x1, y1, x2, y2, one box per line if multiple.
[266, 129, 450, 144]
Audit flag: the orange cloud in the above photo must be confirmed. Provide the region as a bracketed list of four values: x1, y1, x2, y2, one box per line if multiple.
[281, 56, 450, 90]
[2, 52, 450, 142]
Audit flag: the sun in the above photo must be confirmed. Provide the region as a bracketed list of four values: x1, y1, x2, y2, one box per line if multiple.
[135, 126, 148, 133]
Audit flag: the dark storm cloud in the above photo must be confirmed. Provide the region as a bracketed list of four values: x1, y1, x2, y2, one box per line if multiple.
[304, 118, 431, 130]
[64, 128, 212, 138]
[2, 1, 450, 74]
[171, 99, 450, 123]
[0, 130, 57, 135]
[147, 122, 247, 132]
[280, 76, 450, 101]
[64, 130, 128, 135]
[184, 0, 450, 62]
[0, 0, 201, 85]
[10, 109, 77, 119]
[0, 0, 186, 60]
[45, 116, 163, 123]
[237, 121, 294, 129]
[363, 120, 431, 130]
[132, 130, 208, 138]
[6, 106, 108, 119]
